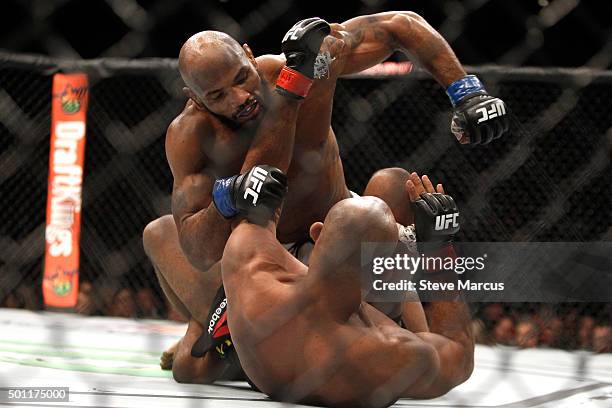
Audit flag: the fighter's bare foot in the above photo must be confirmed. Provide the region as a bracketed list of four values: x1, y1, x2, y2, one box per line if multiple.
[160, 340, 180, 370]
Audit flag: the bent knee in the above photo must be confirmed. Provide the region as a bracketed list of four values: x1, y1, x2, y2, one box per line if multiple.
[143, 215, 175, 256]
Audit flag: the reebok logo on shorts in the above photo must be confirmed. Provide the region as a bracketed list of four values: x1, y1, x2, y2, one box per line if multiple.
[212, 312, 230, 339]
[207, 297, 228, 334]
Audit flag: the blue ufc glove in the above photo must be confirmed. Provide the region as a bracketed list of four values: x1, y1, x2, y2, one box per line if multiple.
[212, 165, 288, 225]
[447, 75, 509, 145]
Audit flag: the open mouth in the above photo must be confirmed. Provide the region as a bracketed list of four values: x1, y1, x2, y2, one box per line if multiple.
[236, 99, 260, 120]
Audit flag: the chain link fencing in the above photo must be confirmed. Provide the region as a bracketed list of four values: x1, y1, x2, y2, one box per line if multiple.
[3, 0, 611, 71]
[0, 52, 610, 353]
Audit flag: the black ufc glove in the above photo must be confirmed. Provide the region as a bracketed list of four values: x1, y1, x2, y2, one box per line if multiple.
[447, 75, 509, 145]
[412, 192, 460, 253]
[212, 165, 288, 225]
[276, 18, 330, 99]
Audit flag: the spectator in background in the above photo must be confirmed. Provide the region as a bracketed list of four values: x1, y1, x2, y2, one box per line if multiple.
[136, 287, 163, 318]
[534, 305, 564, 349]
[592, 324, 611, 353]
[108, 287, 138, 318]
[539, 315, 564, 349]
[560, 306, 580, 349]
[164, 297, 187, 323]
[1, 291, 20, 308]
[577, 315, 595, 350]
[14, 283, 41, 310]
[481, 303, 504, 330]
[471, 319, 491, 345]
[493, 316, 514, 345]
[76, 280, 95, 315]
[515, 317, 540, 348]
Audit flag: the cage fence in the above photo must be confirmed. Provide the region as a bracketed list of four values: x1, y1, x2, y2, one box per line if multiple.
[0, 52, 610, 357]
[3, 0, 611, 72]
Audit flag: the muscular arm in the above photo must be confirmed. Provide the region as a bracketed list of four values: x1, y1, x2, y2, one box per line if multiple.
[240, 88, 300, 175]
[167, 116, 232, 272]
[412, 291, 474, 398]
[168, 87, 301, 271]
[333, 11, 466, 86]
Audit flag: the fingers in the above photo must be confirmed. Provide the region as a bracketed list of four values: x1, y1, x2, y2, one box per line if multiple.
[421, 175, 435, 194]
[409, 172, 425, 197]
[406, 180, 419, 202]
[407, 172, 447, 199]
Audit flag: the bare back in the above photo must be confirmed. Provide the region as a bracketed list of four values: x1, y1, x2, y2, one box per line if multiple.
[221, 220, 436, 407]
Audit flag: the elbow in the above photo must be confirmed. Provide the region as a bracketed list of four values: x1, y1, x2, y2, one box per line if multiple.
[387, 12, 423, 48]
[388, 11, 438, 48]
[458, 343, 475, 385]
[390, 11, 425, 26]
[389, 11, 423, 28]
[414, 342, 475, 399]
[442, 346, 476, 397]
[457, 330, 476, 385]
[181, 242, 221, 271]
[403, 11, 425, 23]
[179, 235, 219, 273]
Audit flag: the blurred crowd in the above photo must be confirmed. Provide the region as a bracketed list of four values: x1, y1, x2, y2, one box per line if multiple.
[473, 303, 611, 353]
[0, 279, 187, 322]
[2, 284, 610, 353]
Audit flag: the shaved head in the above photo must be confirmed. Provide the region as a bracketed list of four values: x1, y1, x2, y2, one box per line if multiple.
[177, 31, 264, 124]
[179, 31, 247, 94]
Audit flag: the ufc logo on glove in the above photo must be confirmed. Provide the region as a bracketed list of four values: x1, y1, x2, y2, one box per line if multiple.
[435, 213, 459, 231]
[243, 166, 269, 205]
[476, 100, 506, 123]
[283, 26, 306, 42]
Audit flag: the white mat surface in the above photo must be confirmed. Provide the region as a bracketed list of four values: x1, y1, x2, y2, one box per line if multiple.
[0, 309, 610, 407]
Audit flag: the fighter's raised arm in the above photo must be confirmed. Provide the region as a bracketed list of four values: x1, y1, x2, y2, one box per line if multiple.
[329, 11, 509, 145]
[333, 12, 464, 86]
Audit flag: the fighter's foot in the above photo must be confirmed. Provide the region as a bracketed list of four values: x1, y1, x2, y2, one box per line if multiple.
[160, 341, 179, 370]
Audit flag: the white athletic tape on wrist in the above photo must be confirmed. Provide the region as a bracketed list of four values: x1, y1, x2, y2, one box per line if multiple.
[398, 224, 417, 253]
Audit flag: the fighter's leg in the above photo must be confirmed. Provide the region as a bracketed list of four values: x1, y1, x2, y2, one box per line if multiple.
[401, 173, 475, 398]
[363, 167, 428, 332]
[143, 215, 224, 377]
[143, 215, 222, 324]
[171, 318, 242, 384]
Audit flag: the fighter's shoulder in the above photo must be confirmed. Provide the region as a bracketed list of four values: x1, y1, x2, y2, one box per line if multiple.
[165, 101, 211, 173]
[255, 54, 285, 83]
[167, 101, 213, 145]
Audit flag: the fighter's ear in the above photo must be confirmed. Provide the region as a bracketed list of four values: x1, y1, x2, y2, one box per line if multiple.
[243, 43, 257, 67]
[183, 87, 204, 109]
[309, 222, 324, 242]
